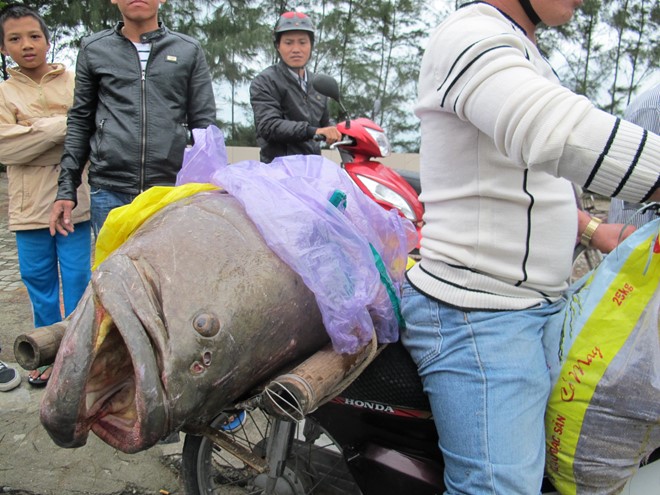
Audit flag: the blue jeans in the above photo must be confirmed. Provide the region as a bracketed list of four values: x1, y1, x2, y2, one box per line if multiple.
[15, 222, 92, 327]
[400, 282, 564, 494]
[90, 187, 138, 236]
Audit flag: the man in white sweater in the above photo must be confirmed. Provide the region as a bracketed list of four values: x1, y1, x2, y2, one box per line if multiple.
[401, 1, 660, 493]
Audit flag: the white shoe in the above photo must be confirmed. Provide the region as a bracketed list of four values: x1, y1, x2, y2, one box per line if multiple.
[0, 361, 21, 392]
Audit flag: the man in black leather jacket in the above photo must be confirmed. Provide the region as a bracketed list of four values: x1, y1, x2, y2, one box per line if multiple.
[250, 12, 341, 164]
[50, 0, 216, 237]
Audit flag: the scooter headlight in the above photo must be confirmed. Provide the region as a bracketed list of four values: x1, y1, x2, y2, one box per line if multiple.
[364, 127, 391, 157]
[357, 175, 418, 222]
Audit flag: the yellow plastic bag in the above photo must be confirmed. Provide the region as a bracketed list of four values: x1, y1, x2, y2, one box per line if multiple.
[543, 219, 660, 494]
[93, 183, 219, 269]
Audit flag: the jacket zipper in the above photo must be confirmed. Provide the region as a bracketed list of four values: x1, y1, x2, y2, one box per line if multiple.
[140, 69, 147, 192]
[97, 119, 106, 159]
[129, 35, 151, 194]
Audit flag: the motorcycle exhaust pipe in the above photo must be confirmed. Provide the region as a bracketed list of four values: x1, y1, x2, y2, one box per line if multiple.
[262, 333, 380, 421]
[13, 321, 67, 370]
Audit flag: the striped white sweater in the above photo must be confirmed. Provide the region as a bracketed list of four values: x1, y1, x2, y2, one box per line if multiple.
[409, 2, 660, 310]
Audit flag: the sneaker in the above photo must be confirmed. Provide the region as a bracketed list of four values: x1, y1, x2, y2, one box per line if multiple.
[220, 410, 247, 433]
[0, 361, 21, 392]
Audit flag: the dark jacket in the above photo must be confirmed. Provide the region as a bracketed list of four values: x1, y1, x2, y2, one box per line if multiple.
[57, 23, 216, 202]
[250, 61, 332, 163]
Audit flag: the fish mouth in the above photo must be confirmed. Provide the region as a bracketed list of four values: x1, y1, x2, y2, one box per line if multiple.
[85, 312, 154, 451]
[40, 256, 167, 454]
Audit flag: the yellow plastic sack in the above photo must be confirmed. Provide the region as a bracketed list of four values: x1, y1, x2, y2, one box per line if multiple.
[543, 219, 660, 494]
[93, 183, 219, 269]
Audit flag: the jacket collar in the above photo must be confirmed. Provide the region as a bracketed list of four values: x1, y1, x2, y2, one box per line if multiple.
[114, 21, 167, 43]
[7, 63, 66, 85]
[277, 60, 310, 84]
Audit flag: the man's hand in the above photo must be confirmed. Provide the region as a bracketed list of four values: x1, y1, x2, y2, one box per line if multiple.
[49, 200, 76, 236]
[315, 126, 342, 145]
[590, 222, 635, 254]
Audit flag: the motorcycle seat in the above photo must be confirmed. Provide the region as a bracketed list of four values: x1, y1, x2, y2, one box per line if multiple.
[339, 341, 431, 412]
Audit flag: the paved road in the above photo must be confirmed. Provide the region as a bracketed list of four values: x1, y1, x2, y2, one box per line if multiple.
[0, 171, 184, 495]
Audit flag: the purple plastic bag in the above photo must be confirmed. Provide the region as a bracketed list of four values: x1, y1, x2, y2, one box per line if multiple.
[176, 126, 228, 185]
[176, 126, 417, 354]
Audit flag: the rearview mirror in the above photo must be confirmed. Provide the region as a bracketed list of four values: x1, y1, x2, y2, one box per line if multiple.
[312, 74, 341, 102]
[312, 74, 349, 126]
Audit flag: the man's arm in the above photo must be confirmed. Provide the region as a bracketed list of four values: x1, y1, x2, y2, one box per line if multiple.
[50, 45, 97, 236]
[428, 22, 659, 204]
[577, 209, 636, 254]
[250, 74, 314, 143]
[0, 110, 67, 165]
[186, 44, 217, 129]
[56, 45, 98, 205]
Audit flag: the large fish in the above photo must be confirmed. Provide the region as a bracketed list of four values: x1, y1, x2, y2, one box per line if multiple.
[40, 190, 328, 454]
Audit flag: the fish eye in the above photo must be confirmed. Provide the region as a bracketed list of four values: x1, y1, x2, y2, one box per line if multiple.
[192, 311, 220, 337]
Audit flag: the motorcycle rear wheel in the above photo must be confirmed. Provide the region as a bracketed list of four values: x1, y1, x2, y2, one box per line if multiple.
[181, 409, 358, 495]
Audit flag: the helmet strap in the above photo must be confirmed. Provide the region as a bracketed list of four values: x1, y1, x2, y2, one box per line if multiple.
[519, 0, 541, 25]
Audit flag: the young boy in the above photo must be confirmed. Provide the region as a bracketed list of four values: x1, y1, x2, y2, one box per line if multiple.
[0, 4, 92, 387]
[49, 0, 217, 237]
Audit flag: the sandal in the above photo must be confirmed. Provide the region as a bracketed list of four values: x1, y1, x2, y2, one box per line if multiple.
[27, 365, 52, 387]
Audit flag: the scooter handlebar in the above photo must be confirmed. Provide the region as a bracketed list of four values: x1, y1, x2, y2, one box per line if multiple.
[313, 134, 354, 149]
[329, 138, 354, 149]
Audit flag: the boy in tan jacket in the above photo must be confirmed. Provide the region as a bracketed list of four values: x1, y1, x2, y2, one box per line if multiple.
[0, 5, 91, 386]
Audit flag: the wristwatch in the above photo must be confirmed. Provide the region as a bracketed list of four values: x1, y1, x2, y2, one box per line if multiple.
[580, 216, 602, 248]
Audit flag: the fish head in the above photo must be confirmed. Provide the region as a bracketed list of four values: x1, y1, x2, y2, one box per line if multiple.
[41, 191, 327, 453]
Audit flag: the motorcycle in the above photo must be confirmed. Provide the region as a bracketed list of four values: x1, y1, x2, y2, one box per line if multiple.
[179, 77, 659, 494]
[311, 74, 423, 252]
[180, 340, 437, 495]
[180, 337, 660, 495]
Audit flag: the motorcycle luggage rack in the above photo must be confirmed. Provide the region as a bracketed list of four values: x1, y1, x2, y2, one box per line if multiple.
[197, 423, 268, 473]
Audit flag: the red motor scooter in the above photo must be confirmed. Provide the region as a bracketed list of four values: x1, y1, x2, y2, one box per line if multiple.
[312, 74, 423, 253]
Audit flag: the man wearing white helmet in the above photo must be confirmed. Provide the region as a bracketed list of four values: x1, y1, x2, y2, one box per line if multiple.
[250, 11, 341, 163]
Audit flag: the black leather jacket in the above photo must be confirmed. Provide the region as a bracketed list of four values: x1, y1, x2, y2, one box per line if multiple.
[250, 61, 332, 163]
[57, 23, 216, 203]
